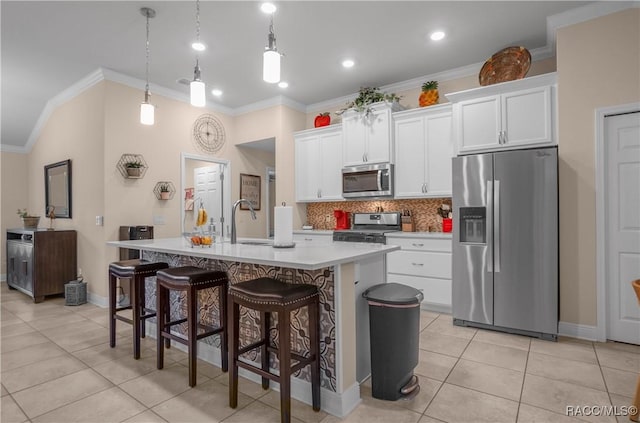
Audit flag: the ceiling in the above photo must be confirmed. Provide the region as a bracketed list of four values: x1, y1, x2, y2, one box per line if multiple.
[1, 1, 596, 150]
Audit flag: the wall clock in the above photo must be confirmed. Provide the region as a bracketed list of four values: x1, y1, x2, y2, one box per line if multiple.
[192, 114, 226, 154]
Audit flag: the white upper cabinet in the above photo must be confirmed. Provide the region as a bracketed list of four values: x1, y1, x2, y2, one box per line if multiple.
[447, 73, 556, 155]
[342, 101, 401, 166]
[294, 125, 343, 202]
[394, 104, 453, 198]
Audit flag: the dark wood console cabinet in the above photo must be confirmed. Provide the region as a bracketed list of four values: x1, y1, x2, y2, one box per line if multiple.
[6, 229, 77, 303]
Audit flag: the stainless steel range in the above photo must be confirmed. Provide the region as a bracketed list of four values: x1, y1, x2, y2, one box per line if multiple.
[332, 212, 401, 243]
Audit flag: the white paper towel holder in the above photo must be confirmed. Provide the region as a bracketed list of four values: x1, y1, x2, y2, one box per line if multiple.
[273, 201, 296, 248]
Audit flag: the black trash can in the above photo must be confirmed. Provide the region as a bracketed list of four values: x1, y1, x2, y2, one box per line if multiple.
[362, 282, 424, 401]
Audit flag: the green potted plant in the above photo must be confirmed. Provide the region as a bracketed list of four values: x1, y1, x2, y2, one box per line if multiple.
[336, 86, 402, 118]
[125, 160, 144, 178]
[17, 208, 40, 229]
[159, 183, 170, 200]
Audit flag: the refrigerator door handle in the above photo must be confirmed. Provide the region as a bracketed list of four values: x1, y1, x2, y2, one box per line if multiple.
[486, 180, 493, 273]
[494, 180, 501, 273]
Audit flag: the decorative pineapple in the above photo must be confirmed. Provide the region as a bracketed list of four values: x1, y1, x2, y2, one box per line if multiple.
[418, 81, 439, 107]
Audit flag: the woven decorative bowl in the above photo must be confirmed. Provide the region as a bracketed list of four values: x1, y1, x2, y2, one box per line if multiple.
[479, 46, 531, 86]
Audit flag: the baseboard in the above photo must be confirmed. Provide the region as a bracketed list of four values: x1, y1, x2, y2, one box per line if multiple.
[1, 274, 6, 282]
[421, 302, 452, 315]
[87, 291, 108, 308]
[558, 321, 599, 341]
[144, 322, 360, 417]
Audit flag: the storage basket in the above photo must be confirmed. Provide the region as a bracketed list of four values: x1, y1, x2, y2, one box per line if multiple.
[65, 280, 87, 306]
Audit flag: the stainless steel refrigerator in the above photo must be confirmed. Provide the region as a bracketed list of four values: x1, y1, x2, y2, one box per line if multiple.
[452, 147, 558, 340]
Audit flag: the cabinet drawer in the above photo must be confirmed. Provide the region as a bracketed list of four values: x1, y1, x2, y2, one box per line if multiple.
[386, 273, 451, 306]
[385, 237, 452, 252]
[292, 234, 332, 244]
[387, 250, 451, 279]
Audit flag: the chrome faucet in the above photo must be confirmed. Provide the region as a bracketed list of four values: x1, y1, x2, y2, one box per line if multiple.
[231, 199, 257, 244]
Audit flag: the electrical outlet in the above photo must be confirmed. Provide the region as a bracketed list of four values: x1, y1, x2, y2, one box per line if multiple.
[95, 215, 103, 226]
[325, 215, 331, 222]
[153, 215, 165, 225]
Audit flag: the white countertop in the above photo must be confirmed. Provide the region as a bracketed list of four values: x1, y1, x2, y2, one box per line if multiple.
[293, 230, 333, 235]
[108, 237, 399, 270]
[385, 231, 453, 239]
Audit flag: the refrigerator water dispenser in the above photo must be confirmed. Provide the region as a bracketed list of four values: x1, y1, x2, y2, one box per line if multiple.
[459, 207, 486, 244]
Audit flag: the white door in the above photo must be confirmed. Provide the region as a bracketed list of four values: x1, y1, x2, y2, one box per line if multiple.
[456, 95, 501, 153]
[366, 107, 392, 164]
[425, 112, 453, 196]
[606, 111, 640, 344]
[194, 165, 222, 232]
[294, 135, 321, 201]
[319, 131, 344, 200]
[394, 116, 426, 198]
[342, 113, 367, 166]
[502, 86, 552, 148]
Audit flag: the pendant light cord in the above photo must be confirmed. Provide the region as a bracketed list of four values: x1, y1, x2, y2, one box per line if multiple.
[145, 11, 150, 94]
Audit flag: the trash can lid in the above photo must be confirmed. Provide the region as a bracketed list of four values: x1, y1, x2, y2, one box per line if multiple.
[362, 283, 424, 305]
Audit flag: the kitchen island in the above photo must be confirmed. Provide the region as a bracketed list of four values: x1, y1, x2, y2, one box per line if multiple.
[107, 237, 399, 417]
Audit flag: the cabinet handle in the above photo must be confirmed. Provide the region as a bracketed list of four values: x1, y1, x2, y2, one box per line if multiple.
[424, 182, 428, 193]
[362, 153, 365, 162]
[9, 257, 14, 272]
[411, 262, 424, 266]
[318, 189, 322, 198]
[412, 243, 424, 247]
[502, 130, 507, 143]
[22, 260, 28, 275]
[304, 238, 313, 241]
[364, 153, 368, 162]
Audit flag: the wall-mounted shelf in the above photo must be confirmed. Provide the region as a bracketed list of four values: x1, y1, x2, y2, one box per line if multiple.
[153, 181, 176, 200]
[117, 154, 148, 179]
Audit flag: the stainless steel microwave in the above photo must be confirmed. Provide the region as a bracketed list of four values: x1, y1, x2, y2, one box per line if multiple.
[342, 163, 393, 198]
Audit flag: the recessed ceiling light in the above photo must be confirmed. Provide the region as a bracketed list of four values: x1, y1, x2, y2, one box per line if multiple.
[191, 41, 206, 51]
[342, 59, 355, 68]
[430, 31, 445, 41]
[211, 89, 223, 96]
[261, 3, 276, 14]
[278, 81, 288, 88]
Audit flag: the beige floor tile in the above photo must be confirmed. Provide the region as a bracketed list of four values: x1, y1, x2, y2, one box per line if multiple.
[462, 340, 528, 372]
[2, 354, 87, 393]
[152, 379, 252, 422]
[92, 354, 161, 385]
[419, 329, 471, 358]
[11, 368, 112, 419]
[530, 338, 597, 364]
[13, 306, 73, 323]
[473, 329, 531, 351]
[425, 383, 519, 422]
[184, 357, 226, 379]
[1, 395, 29, 423]
[447, 358, 524, 401]
[1, 341, 67, 371]
[424, 315, 477, 340]
[120, 362, 208, 407]
[1, 322, 36, 338]
[123, 409, 168, 423]
[215, 372, 272, 399]
[258, 390, 327, 423]
[225, 400, 305, 423]
[72, 339, 134, 367]
[1, 314, 23, 327]
[595, 341, 640, 355]
[56, 327, 116, 352]
[521, 374, 614, 422]
[526, 352, 606, 391]
[37, 319, 105, 338]
[70, 303, 107, 318]
[323, 393, 423, 423]
[517, 403, 582, 422]
[419, 311, 440, 331]
[1, 384, 8, 396]
[414, 350, 458, 382]
[31, 386, 146, 423]
[27, 312, 88, 331]
[360, 376, 441, 414]
[1, 331, 50, 353]
[417, 416, 446, 423]
[1, 299, 56, 314]
[601, 367, 638, 398]
[609, 393, 635, 423]
[595, 345, 640, 373]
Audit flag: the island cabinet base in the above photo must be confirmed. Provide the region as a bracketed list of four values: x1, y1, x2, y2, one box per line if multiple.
[139, 250, 386, 418]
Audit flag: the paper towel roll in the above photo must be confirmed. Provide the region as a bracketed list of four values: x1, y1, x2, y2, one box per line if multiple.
[274, 205, 293, 246]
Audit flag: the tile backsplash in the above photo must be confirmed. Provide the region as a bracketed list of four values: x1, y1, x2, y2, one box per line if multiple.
[306, 198, 452, 232]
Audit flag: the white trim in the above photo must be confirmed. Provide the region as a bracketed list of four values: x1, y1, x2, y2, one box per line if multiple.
[0, 144, 27, 153]
[594, 102, 640, 343]
[558, 321, 600, 342]
[265, 166, 275, 238]
[232, 95, 307, 116]
[0, 274, 6, 282]
[334, 265, 344, 394]
[88, 291, 108, 308]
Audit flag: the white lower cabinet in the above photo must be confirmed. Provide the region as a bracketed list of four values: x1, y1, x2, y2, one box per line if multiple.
[292, 231, 333, 243]
[386, 235, 452, 313]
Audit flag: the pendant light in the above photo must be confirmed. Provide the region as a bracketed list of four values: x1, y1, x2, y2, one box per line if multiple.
[262, 5, 280, 84]
[190, 0, 206, 107]
[140, 7, 156, 125]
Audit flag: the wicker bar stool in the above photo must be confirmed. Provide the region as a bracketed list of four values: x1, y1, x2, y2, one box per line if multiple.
[156, 266, 229, 387]
[108, 259, 169, 359]
[228, 277, 321, 423]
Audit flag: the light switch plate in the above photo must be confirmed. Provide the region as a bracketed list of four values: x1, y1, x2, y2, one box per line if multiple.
[95, 216, 103, 226]
[153, 215, 165, 225]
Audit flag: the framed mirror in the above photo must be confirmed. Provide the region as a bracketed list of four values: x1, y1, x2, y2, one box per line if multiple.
[44, 159, 72, 218]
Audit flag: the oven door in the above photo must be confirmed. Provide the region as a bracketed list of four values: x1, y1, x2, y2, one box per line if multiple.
[342, 164, 393, 198]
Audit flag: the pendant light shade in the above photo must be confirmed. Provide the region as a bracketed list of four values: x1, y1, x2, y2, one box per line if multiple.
[262, 12, 280, 84]
[140, 7, 156, 125]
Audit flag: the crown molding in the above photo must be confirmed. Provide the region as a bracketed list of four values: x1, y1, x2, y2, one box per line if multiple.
[231, 94, 307, 116]
[0, 144, 27, 154]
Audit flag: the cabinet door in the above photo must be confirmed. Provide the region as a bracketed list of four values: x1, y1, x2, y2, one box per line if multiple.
[6, 241, 20, 287]
[456, 95, 501, 153]
[394, 116, 426, 198]
[425, 112, 453, 196]
[502, 86, 553, 148]
[342, 114, 367, 166]
[319, 131, 344, 200]
[295, 136, 322, 202]
[366, 108, 392, 164]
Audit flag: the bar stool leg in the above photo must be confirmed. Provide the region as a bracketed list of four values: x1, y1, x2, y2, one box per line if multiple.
[309, 301, 321, 411]
[109, 273, 117, 348]
[156, 284, 166, 370]
[187, 286, 198, 387]
[139, 276, 147, 339]
[131, 276, 141, 359]
[163, 287, 171, 349]
[279, 310, 292, 423]
[219, 284, 228, 372]
[229, 297, 240, 408]
[261, 311, 271, 389]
